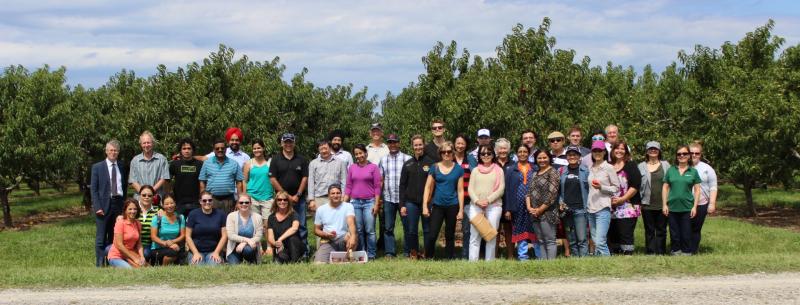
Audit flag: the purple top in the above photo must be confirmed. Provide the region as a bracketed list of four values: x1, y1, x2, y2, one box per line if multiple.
[346, 162, 382, 199]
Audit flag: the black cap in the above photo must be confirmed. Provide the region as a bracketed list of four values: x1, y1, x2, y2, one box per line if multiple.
[387, 134, 400, 142]
[281, 133, 296, 142]
[566, 145, 581, 155]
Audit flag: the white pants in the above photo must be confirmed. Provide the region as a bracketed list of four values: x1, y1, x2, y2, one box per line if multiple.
[468, 203, 502, 261]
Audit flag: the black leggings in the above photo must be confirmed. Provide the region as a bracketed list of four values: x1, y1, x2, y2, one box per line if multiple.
[425, 204, 459, 259]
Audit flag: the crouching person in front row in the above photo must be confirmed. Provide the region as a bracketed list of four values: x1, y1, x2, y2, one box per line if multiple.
[313, 184, 357, 264]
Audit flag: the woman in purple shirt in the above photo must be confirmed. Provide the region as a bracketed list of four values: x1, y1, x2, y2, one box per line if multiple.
[344, 144, 382, 259]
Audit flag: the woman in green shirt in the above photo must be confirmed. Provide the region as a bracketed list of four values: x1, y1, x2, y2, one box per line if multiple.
[662, 145, 701, 255]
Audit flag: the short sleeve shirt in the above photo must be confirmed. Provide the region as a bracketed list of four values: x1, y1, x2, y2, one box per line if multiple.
[429, 164, 464, 206]
[198, 156, 243, 196]
[107, 219, 141, 260]
[314, 202, 355, 236]
[151, 215, 185, 249]
[267, 213, 299, 240]
[269, 153, 309, 196]
[170, 159, 203, 204]
[129, 152, 171, 196]
[663, 167, 701, 212]
[187, 208, 226, 253]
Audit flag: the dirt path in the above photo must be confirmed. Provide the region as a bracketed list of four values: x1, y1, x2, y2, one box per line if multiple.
[2, 272, 799, 304]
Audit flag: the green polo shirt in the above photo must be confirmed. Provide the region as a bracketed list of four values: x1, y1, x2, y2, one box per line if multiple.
[663, 166, 701, 212]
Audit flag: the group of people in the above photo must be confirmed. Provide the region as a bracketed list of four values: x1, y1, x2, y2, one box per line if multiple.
[91, 121, 718, 268]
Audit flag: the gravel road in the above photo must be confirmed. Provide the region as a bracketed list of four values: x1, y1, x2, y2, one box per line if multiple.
[2, 272, 799, 304]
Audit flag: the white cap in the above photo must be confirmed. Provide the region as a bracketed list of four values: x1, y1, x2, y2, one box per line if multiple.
[477, 128, 490, 138]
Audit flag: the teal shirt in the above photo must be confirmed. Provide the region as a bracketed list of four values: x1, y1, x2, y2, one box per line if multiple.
[663, 166, 701, 212]
[247, 162, 274, 201]
[150, 214, 185, 249]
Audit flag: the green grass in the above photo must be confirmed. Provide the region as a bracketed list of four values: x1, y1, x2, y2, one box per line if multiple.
[1, 215, 799, 288]
[717, 184, 800, 209]
[7, 186, 82, 219]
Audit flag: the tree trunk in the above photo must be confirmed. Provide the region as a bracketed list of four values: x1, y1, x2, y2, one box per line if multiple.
[744, 182, 757, 217]
[1, 189, 12, 228]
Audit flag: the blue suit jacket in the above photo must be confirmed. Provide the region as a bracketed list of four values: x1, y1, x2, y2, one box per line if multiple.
[90, 160, 127, 213]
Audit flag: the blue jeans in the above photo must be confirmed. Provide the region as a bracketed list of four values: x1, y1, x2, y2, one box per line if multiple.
[352, 198, 377, 258]
[383, 201, 406, 256]
[564, 209, 589, 257]
[108, 258, 132, 269]
[187, 252, 222, 266]
[293, 198, 309, 256]
[404, 202, 430, 255]
[588, 207, 611, 256]
[227, 245, 257, 264]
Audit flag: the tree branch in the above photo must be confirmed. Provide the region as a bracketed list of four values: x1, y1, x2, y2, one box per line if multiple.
[791, 148, 800, 160]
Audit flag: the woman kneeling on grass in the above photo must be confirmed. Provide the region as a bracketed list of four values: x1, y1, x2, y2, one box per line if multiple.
[226, 194, 264, 264]
[186, 192, 227, 265]
[267, 191, 305, 263]
[108, 199, 146, 268]
[662, 145, 701, 256]
[150, 195, 185, 265]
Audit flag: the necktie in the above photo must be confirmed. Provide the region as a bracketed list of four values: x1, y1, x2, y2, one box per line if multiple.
[111, 163, 119, 196]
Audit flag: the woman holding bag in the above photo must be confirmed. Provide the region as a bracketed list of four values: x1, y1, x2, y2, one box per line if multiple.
[467, 144, 505, 261]
[108, 199, 146, 268]
[526, 150, 561, 260]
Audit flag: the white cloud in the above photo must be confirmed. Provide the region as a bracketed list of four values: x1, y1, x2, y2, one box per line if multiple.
[0, 0, 798, 95]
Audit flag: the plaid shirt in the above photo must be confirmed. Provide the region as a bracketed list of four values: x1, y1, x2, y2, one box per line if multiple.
[379, 152, 411, 203]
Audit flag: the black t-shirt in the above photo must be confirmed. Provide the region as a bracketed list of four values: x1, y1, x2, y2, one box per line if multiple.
[170, 159, 203, 204]
[563, 166, 583, 208]
[424, 142, 442, 163]
[269, 152, 309, 196]
[267, 213, 299, 240]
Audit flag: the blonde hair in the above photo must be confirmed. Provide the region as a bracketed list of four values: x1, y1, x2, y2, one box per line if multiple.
[270, 191, 294, 216]
[438, 141, 454, 154]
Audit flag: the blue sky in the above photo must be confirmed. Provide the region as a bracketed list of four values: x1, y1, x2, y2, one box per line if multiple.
[2, 0, 799, 97]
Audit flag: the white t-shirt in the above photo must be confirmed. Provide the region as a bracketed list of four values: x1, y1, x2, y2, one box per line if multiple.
[314, 202, 355, 235]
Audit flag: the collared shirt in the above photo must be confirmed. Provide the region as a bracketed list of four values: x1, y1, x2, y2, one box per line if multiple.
[269, 152, 309, 196]
[333, 149, 353, 169]
[206, 147, 250, 169]
[199, 156, 243, 196]
[105, 159, 124, 196]
[694, 161, 718, 205]
[128, 152, 171, 196]
[366, 143, 389, 165]
[307, 156, 348, 201]
[551, 149, 569, 168]
[379, 151, 411, 203]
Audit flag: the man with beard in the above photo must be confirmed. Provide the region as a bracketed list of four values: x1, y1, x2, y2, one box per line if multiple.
[328, 130, 353, 169]
[204, 127, 250, 169]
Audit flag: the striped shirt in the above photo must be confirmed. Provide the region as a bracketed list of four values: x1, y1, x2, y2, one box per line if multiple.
[199, 156, 244, 196]
[458, 157, 471, 199]
[128, 152, 170, 197]
[379, 152, 411, 203]
[139, 206, 160, 247]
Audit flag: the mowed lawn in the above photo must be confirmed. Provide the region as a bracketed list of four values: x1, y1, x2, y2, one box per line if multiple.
[0, 186, 799, 288]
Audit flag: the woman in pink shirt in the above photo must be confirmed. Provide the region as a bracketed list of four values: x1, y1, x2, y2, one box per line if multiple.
[108, 199, 146, 268]
[344, 143, 382, 259]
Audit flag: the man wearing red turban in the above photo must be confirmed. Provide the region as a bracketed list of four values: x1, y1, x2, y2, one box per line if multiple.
[204, 127, 251, 169]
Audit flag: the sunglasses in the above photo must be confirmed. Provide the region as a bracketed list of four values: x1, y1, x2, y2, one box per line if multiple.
[480, 152, 493, 157]
[275, 198, 289, 202]
[201, 199, 213, 203]
[238, 201, 251, 205]
[549, 138, 563, 143]
[690, 152, 701, 156]
[440, 150, 453, 155]
[431, 126, 444, 131]
[591, 149, 605, 153]
[214, 147, 226, 151]
[140, 194, 153, 198]
[677, 152, 690, 157]
[591, 136, 605, 141]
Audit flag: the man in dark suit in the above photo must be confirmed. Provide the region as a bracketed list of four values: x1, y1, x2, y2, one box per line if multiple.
[91, 139, 127, 267]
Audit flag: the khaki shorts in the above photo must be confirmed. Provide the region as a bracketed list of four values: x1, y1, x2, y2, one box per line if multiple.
[250, 198, 274, 220]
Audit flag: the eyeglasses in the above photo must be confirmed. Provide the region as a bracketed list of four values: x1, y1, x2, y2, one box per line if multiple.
[591, 136, 605, 141]
[480, 152, 493, 157]
[549, 138, 563, 143]
[440, 150, 453, 155]
[431, 126, 444, 131]
[140, 194, 153, 198]
[238, 201, 251, 205]
[275, 198, 289, 202]
[201, 199, 213, 203]
[690, 152, 701, 156]
[677, 152, 690, 157]
[214, 147, 225, 151]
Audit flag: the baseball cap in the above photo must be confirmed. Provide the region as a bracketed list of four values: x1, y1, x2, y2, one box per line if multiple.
[387, 134, 400, 142]
[645, 141, 661, 151]
[477, 128, 490, 138]
[566, 146, 581, 155]
[370, 123, 383, 131]
[548, 131, 565, 139]
[591, 140, 606, 151]
[281, 133, 296, 142]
